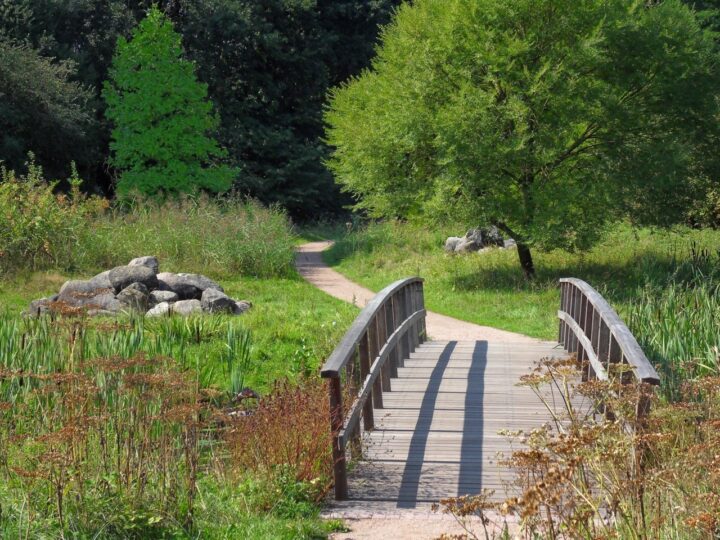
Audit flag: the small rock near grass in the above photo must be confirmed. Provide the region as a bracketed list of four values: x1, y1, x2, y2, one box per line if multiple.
[146, 302, 171, 317]
[172, 299, 203, 316]
[149, 290, 178, 306]
[233, 301, 252, 315]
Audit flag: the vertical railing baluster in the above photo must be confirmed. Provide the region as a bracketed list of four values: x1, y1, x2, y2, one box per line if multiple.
[385, 300, 398, 378]
[400, 287, 410, 360]
[393, 293, 405, 368]
[418, 281, 426, 343]
[368, 316, 383, 409]
[358, 331, 374, 431]
[378, 307, 391, 392]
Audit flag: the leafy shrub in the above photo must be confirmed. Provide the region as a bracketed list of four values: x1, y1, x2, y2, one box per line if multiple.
[0, 159, 107, 276]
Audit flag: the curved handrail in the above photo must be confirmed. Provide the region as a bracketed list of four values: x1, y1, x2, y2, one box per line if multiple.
[321, 277, 424, 377]
[320, 277, 426, 500]
[559, 278, 660, 385]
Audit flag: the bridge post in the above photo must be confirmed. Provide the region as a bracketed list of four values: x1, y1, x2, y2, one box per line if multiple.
[328, 376, 348, 500]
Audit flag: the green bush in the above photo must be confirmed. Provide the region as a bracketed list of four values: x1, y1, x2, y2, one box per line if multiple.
[0, 160, 107, 276]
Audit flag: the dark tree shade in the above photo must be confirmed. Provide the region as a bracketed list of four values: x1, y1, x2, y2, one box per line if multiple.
[0, 39, 93, 180]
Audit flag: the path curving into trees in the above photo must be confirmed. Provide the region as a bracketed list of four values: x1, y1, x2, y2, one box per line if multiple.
[295, 241, 539, 343]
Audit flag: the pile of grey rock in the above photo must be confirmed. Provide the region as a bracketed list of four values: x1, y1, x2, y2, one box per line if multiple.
[444, 226, 516, 254]
[27, 256, 251, 318]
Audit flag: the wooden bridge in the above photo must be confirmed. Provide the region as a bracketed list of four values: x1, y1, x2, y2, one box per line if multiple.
[320, 277, 660, 508]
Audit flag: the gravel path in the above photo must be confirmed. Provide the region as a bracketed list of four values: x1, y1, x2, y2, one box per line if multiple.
[295, 241, 531, 539]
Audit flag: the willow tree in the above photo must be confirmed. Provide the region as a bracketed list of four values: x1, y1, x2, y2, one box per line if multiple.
[326, 0, 719, 277]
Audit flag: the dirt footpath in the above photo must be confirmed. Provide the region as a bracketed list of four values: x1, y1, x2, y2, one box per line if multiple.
[295, 241, 539, 343]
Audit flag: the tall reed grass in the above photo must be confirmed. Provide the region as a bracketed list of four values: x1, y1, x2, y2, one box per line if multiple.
[0, 313, 338, 537]
[0, 162, 296, 279]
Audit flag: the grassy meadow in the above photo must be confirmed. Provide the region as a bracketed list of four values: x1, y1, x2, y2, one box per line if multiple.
[0, 171, 357, 538]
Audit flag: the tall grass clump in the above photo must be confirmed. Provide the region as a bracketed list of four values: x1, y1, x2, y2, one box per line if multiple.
[0, 348, 206, 537]
[80, 195, 296, 279]
[0, 161, 296, 280]
[0, 313, 338, 537]
[626, 245, 720, 399]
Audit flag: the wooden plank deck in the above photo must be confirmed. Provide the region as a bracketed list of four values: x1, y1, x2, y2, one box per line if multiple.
[341, 339, 577, 507]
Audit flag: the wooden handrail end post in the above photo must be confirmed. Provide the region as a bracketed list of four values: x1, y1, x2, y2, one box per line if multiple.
[328, 376, 348, 500]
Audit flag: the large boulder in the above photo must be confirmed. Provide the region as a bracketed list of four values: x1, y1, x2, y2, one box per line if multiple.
[59, 279, 112, 299]
[128, 256, 159, 274]
[201, 288, 236, 314]
[60, 291, 122, 313]
[448, 226, 507, 253]
[481, 225, 505, 248]
[172, 299, 203, 316]
[26, 296, 56, 317]
[117, 282, 149, 312]
[109, 265, 158, 293]
[149, 290, 178, 306]
[157, 272, 223, 300]
[454, 229, 483, 253]
[89, 270, 113, 290]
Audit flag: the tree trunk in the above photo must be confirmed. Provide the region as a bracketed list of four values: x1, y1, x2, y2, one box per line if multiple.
[516, 242, 535, 279]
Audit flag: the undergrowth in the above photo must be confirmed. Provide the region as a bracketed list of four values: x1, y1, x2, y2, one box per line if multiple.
[435, 359, 720, 539]
[0, 313, 346, 538]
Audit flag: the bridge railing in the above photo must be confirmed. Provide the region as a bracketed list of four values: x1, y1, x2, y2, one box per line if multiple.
[320, 277, 426, 500]
[558, 278, 660, 418]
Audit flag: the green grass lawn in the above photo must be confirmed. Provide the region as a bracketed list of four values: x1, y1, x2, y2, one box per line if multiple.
[0, 272, 357, 394]
[324, 221, 720, 341]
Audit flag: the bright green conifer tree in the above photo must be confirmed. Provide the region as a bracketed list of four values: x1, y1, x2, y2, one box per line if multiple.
[103, 6, 234, 197]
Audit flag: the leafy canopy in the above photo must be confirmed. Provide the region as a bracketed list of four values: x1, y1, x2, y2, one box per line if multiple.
[103, 5, 235, 197]
[326, 0, 720, 252]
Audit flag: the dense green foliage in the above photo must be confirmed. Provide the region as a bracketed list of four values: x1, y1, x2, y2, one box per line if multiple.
[0, 0, 400, 216]
[326, 0, 720, 274]
[0, 39, 94, 180]
[104, 7, 234, 196]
